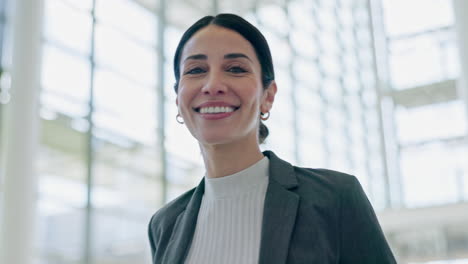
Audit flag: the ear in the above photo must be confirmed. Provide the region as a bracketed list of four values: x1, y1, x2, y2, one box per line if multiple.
[176, 97, 179, 106]
[261, 81, 277, 113]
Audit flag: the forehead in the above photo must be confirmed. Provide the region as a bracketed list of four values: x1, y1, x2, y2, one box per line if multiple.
[181, 25, 258, 61]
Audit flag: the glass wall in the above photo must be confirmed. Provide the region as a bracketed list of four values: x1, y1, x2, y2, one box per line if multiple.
[37, 0, 162, 263]
[381, 0, 468, 263]
[382, 0, 468, 208]
[0, 0, 9, 183]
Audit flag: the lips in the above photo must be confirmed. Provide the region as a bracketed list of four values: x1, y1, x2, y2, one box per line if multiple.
[193, 102, 240, 113]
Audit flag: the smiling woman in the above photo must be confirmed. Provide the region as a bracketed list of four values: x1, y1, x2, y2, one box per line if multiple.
[176, 24, 275, 149]
[148, 13, 397, 264]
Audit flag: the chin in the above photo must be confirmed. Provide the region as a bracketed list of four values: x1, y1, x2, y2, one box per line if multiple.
[196, 131, 241, 146]
[199, 136, 235, 146]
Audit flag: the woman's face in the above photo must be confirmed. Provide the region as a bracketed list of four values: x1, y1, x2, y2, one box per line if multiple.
[176, 25, 276, 147]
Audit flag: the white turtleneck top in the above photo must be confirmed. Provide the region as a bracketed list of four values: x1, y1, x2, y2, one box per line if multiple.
[185, 156, 270, 264]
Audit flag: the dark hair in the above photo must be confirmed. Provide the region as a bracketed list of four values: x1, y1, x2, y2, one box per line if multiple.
[173, 13, 275, 144]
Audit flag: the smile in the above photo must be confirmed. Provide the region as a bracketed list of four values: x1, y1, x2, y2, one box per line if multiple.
[194, 106, 240, 114]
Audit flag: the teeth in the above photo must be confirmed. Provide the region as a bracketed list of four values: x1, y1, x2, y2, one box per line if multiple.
[199, 106, 235, 114]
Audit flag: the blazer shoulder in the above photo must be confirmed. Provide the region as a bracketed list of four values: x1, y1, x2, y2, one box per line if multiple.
[269, 155, 396, 263]
[293, 166, 359, 190]
[149, 187, 196, 230]
[265, 150, 359, 194]
[148, 187, 198, 261]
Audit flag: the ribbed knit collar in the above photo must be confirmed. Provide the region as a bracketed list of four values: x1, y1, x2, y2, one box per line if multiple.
[204, 156, 269, 200]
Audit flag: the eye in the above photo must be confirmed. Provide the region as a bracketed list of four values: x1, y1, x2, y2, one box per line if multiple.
[184, 67, 206, 75]
[227, 66, 247, 74]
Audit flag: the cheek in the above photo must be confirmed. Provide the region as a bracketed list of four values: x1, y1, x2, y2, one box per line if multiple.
[177, 86, 194, 110]
[244, 85, 264, 107]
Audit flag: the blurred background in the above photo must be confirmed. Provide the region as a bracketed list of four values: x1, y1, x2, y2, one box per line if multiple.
[0, 0, 467, 263]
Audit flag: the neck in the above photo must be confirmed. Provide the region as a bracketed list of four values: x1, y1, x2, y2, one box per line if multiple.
[200, 136, 264, 179]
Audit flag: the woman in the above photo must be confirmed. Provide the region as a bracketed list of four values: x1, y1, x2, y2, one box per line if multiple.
[148, 13, 397, 264]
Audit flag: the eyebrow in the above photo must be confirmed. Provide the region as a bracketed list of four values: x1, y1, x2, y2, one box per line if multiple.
[224, 53, 252, 61]
[184, 54, 207, 62]
[183, 53, 252, 63]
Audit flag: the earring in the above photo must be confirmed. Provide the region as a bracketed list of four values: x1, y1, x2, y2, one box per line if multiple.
[176, 113, 184, 124]
[260, 111, 270, 121]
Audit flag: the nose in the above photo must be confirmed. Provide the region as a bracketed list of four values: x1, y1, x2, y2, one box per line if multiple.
[201, 72, 227, 95]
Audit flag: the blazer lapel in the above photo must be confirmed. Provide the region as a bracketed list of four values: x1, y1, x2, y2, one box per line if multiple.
[259, 151, 300, 264]
[162, 179, 205, 264]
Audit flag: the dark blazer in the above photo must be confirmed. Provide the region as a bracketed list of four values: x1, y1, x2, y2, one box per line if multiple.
[148, 151, 397, 264]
